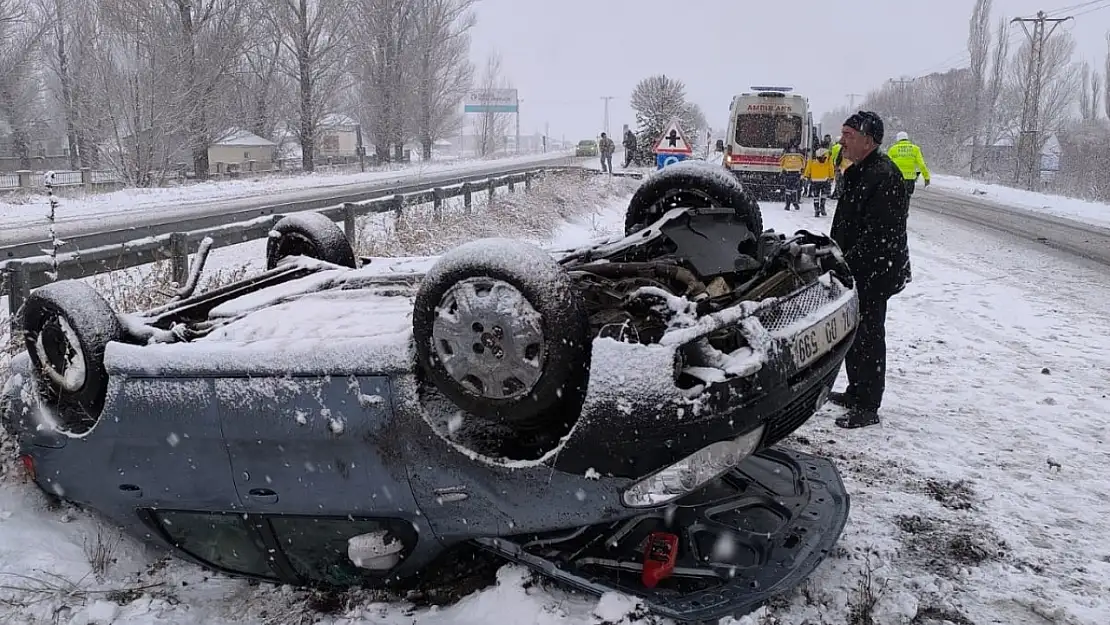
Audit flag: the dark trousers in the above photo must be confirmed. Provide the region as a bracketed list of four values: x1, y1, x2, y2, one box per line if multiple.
[810, 180, 831, 215]
[904, 179, 916, 197]
[844, 289, 890, 411]
[782, 172, 802, 209]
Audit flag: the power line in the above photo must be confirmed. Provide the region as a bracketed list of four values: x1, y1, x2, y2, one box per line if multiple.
[907, 0, 1104, 78]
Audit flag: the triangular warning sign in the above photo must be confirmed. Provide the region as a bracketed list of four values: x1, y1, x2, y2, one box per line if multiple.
[653, 119, 693, 155]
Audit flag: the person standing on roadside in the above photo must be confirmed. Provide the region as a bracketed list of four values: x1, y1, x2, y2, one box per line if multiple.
[887, 131, 931, 200]
[598, 132, 616, 173]
[779, 144, 806, 211]
[622, 129, 638, 167]
[828, 111, 911, 429]
[803, 147, 836, 217]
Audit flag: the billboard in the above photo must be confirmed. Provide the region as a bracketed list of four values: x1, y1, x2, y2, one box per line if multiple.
[464, 88, 519, 113]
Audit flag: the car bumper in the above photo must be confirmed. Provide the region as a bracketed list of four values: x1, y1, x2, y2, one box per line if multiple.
[476, 446, 850, 623]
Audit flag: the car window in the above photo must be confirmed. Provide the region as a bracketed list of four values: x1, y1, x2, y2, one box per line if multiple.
[268, 517, 404, 586]
[153, 511, 277, 580]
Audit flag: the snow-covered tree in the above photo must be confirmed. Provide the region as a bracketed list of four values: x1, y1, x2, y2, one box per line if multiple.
[222, 0, 292, 142]
[474, 51, 513, 157]
[353, 0, 415, 161]
[967, 0, 992, 176]
[629, 74, 703, 163]
[1079, 62, 1102, 122]
[0, 0, 48, 169]
[406, 0, 474, 160]
[269, 0, 353, 171]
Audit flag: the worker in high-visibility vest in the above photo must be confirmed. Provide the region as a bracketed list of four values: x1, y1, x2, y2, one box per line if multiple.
[780, 144, 806, 211]
[803, 148, 836, 217]
[887, 131, 931, 199]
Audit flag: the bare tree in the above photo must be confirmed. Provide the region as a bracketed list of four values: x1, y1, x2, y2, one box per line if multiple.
[1002, 30, 1080, 160]
[1105, 32, 1110, 120]
[355, 0, 415, 161]
[1079, 62, 1101, 121]
[0, 0, 49, 169]
[682, 102, 707, 137]
[967, 0, 992, 176]
[83, 0, 246, 183]
[38, 0, 79, 168]
[407, 0, 474, 160]
[169, 0, 251, 178]
[474, 52, 513, 157]
[269, 0, 353, 172]
[982, 16, 1010, 150]
[225, 2, 290, 141]
[820, 106, 853, 137]
[88, 6, 186, 185]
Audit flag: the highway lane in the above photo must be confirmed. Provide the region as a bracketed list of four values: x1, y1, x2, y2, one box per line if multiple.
[909, 187, 1110, 270]
[1, 154, 579, 261]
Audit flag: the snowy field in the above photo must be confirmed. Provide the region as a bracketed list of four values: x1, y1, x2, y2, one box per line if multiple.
[0, 151, 572, 227]
[1, 174, 1109, 624]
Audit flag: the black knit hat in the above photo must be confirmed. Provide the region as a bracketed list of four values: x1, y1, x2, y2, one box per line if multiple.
[843, 110, 885, 144]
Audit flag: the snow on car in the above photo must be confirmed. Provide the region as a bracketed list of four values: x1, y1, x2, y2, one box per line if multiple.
[1, 160, 860, 623]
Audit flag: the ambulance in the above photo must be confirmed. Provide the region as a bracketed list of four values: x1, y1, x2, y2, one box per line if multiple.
[723, 87, 815, 199]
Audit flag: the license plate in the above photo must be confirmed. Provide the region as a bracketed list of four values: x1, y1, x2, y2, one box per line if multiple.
[792, 298, 858, 369]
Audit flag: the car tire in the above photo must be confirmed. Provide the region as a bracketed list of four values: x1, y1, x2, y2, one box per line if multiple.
[624, 160, 764, 237]
[21, 280, 125, 434]
[413, 238, 591, 430]
[266, 212, 357, 270]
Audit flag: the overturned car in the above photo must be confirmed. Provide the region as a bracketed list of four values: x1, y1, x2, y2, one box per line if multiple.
[2, 161, 858, 623]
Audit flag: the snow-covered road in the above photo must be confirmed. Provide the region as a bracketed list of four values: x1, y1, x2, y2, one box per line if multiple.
[762, 199, 1110, 625]
[0, 180, 1108, 624]
[0, 152, 577, 255]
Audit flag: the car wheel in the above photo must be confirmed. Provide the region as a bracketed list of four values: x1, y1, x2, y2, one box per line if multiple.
[266, 212, 357, 270]
[413, 238, 591, 430]
[624, 160, 764, 237]
[21, 280, 125, 434]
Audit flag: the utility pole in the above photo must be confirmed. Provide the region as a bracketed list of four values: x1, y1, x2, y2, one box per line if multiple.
[600, 96, 615, 136]
[845, 93, 862, 110]
[1011, 10, 1072, 190]
[515, 98, 523, 155]
[888, 77, 915, 134]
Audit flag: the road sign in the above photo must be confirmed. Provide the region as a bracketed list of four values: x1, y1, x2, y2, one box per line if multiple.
[656, 153, 688, 170]
[653, 120, 693, 155]
[464, 89, 519, 113]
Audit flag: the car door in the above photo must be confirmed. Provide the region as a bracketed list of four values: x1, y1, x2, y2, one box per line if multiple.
[96, 377, 242, 511]
[216, 374, 417, 515]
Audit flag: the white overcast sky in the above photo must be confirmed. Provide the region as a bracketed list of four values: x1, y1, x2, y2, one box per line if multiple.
[467, 0, 1110, 140]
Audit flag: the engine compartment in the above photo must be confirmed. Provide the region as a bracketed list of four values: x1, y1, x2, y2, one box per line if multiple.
[558, 208, 851, 356]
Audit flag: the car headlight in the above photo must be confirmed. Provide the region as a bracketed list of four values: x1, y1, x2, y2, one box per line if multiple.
[622, 424, 766, 508]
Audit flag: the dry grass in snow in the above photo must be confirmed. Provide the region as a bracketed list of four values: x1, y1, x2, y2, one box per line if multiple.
[355, 170, 640, 257]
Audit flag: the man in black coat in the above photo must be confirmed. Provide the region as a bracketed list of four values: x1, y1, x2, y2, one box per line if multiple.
[828, 111, 912, 429]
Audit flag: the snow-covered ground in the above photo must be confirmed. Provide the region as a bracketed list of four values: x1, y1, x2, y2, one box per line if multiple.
[1, 181, 1109, 624]
[917, 175, 1110, 230]
[0, 151, 573, 227]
